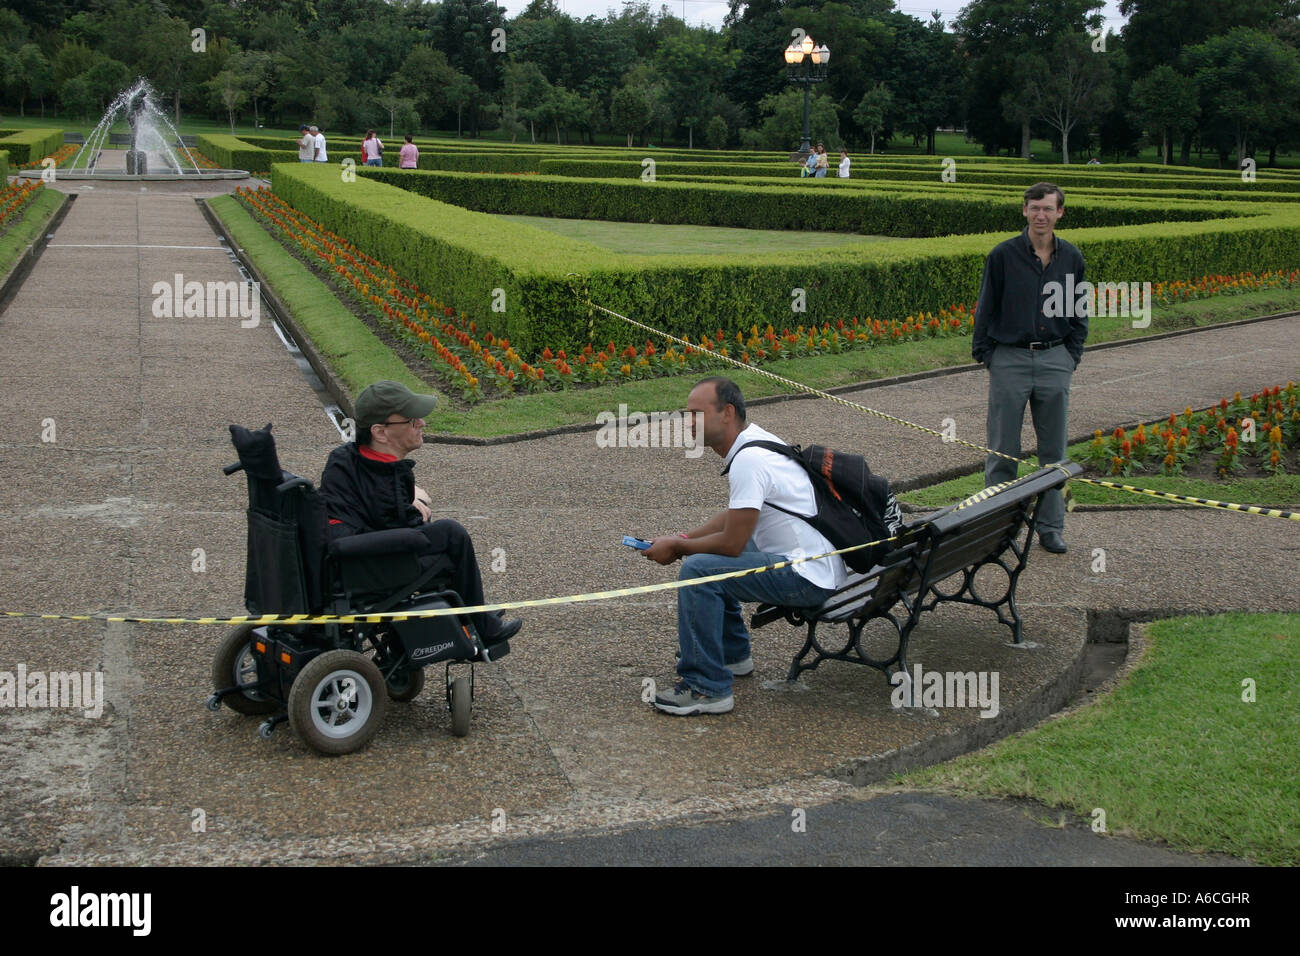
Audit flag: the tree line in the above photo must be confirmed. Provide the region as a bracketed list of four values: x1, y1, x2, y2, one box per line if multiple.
[1, 0, 1297, 165]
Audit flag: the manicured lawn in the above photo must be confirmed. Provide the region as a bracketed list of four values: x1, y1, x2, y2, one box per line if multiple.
[495, 215, 901, 255]
[898, 612, 1300, 865]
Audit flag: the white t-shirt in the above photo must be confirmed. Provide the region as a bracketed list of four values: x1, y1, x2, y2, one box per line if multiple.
[838, 156, 850, 178]
[363, 137, 383, 161]
[298, 133, 314, 161]
[723, 423, 847, 591]
[313, 133, 327, 161]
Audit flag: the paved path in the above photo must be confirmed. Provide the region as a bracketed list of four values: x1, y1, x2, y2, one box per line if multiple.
[0, 177, 1294, 865]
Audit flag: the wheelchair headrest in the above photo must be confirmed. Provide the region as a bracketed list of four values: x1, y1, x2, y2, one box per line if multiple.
[229, 423, 283, 481]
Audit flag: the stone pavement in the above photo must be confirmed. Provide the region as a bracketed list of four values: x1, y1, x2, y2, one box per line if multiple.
[0, 177, 1294, 865]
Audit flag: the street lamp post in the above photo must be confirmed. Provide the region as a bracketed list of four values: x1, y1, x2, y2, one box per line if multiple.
[784, 33, 830, 157]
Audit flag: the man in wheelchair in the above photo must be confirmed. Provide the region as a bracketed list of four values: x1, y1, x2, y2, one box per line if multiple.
[320, 380, 523, 647]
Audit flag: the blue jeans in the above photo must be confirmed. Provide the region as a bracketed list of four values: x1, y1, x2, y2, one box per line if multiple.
[676, 541, 835, 697]
[365, 158, 382, 166]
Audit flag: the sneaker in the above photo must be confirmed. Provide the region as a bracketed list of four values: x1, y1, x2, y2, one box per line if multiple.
[653, 681, 734, 716]
[673, 651, 754, 677]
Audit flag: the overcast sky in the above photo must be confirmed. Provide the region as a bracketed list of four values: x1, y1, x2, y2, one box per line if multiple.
[495, 1, 1129, 33]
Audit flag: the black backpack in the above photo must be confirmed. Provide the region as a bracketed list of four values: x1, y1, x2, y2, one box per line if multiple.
[724, 440, 904, 573]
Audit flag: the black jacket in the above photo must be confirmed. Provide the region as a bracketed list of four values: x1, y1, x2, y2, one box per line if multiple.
[972, 228, 1088, 366]
[319, 442, 422, 540]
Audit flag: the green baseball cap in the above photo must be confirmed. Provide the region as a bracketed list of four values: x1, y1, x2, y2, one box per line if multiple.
[354, 381, 438, 430]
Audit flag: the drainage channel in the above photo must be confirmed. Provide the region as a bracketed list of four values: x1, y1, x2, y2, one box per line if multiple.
[204, 205, 351, 441]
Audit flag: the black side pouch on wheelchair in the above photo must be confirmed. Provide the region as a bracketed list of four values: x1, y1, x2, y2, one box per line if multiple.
[388, 596, 479, 667]
[245, 509, 309, 614]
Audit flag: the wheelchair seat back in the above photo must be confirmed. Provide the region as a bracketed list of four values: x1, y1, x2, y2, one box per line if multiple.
[229, 424, 328, 616]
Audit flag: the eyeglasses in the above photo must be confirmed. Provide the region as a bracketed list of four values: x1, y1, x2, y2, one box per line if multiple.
[379, 417, 421, 428]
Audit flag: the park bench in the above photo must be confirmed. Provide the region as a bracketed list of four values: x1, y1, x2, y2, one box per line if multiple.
[751, 462, 1082, 694]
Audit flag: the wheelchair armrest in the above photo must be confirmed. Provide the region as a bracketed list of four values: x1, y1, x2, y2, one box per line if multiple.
[329, 527, 429, 559]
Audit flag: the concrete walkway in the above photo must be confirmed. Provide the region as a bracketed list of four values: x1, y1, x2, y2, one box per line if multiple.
[0, 177, 1294, 865]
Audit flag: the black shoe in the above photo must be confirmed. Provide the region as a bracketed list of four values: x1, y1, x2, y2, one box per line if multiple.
[483, 617, 522, 645]
[1039, 532, 1067, 554]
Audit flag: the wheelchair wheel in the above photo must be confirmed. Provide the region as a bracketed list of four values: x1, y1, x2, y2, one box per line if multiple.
[288, 650, 387, 755]
[211, 624, 278, 716]
[450, 676, 471, 738]
[386, 665, 425, 703]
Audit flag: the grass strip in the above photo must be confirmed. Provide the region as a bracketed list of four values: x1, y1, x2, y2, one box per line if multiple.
[897, 612, 1300, 865]
[207, 193, 431, 402]
[0, 188, 64, 281]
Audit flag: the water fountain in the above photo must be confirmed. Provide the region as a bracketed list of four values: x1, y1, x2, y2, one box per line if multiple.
[19, 78, 249, 181]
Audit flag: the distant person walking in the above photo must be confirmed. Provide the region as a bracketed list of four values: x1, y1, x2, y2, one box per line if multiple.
[398, 135, 419, 169]
[838, 148, 850, 178]
[362, 129, 383, 167]
[297, 125, 314, 163]
[311, 125, 327, 162]
[814, 143, 828, 178]
[803, 150, 817, 178]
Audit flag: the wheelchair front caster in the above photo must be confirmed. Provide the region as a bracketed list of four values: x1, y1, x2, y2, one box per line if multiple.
[385, 665, 425, 703]
[450, 675, 471, 737]
[258, 720, 276, 740]
[205, 694, 221, 712]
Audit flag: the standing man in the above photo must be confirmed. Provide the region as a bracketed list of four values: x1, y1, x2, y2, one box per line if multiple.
[971, 182, 1088, 553]
[311, 125, 327, 162]
[641, 377, 847, 715]
[297, 125, 314, 162]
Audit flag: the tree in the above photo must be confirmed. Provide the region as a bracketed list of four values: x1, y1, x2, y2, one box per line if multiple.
[703, 114, 728, 149]
[1128, 64, 1198, 163]
[853, 83, 892, 154]
[374, 87, 418, 138]
[609, 84, 651, 147]
[1183, 27, 1300, 166]
[208, 70, 248, 133]
[11, 44, 51, 117]
[228, 51, 274, 131]
[955, 0, 1104, 155]
[389, 46, 460, 132]
[1027, 32, 1115, 164]
[446, 72, 478, 138]
[502, 60, 551, 143]
[741, 87, 840, 151]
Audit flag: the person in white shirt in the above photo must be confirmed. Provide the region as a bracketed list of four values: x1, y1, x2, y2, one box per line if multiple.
[311, 125, 327, 162]
[643, 377, 847, 715]
[297, 125, 314, 162]
[838, 148, 850, 178]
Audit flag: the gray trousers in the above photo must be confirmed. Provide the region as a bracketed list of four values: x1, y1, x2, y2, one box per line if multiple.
[984, 344, 1074, 534]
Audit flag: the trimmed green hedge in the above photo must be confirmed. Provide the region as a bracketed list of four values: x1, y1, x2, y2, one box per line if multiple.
[361, 167, 1243, 236]
[272, 162, 1300, 359]
[197, 133, 275, 173]
[549, 158, 1300, 193]
[0, 128, 64, 165]
[0, 151, 7, 181]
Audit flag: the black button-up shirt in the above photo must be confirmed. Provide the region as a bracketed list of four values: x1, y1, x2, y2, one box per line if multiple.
[972, 228, 1088, 366]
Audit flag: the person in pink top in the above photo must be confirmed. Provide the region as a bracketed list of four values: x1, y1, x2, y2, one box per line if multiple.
[398, 134, 419, 169]
[362, 129, 383, 166]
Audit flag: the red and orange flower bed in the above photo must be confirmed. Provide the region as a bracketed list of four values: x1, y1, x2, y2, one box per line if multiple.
[17, 144, 78, 170]
[1152, 270, 1300, 304]
[0, 180, 43, 232]
[1084, 384, 1299, 479]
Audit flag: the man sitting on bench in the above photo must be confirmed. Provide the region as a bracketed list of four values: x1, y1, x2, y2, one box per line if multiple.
[319, 380, 522, 646]
[641, 377, 848, 715]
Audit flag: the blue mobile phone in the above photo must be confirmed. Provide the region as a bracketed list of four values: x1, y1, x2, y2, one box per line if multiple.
[623, 535, 652, 550]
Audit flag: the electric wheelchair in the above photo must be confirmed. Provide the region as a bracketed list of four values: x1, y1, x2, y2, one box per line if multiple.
[205, 423, 509, 755]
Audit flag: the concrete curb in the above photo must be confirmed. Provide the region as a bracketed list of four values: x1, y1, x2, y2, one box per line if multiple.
[0, 191, 72, 316]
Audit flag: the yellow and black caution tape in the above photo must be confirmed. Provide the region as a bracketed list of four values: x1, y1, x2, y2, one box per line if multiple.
[578, 291, 1298, 525]
[1, 533, 902, 626]
[1073, 478, 1300, 521]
